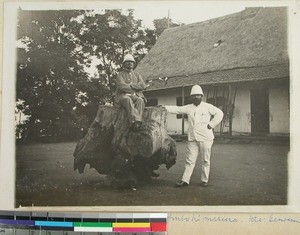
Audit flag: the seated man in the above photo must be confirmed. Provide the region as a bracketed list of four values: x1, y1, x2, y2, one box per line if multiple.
[115, 54, 147, 131]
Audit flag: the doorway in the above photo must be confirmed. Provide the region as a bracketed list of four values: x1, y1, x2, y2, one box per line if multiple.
[250, 88, 270, 134]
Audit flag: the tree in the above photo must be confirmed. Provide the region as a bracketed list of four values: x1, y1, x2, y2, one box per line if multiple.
[73, 106, 177, 187]
[17, 10, 94, 141]
[153, 17, 182, 37]
[16, 9, 182, 142]
[73, 9, 149, 93]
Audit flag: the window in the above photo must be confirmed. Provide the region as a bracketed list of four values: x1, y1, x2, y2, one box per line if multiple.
[146, 98, 158, 107]
[207, 97, 227, 110]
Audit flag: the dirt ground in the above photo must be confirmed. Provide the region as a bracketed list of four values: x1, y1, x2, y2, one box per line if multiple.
[15, 140, 289, 207]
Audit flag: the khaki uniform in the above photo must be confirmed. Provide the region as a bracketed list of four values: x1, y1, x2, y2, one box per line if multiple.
[115, 70, 146, 124]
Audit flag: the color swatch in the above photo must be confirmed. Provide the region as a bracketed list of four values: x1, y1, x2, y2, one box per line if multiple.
[0, 211, 167, 233]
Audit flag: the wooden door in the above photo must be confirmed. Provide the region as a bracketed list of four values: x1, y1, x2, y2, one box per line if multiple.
[250, 88, 269, 134]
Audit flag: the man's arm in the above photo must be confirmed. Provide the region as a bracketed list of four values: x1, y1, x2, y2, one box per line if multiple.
[164, 105, 189, 115]
[208, 104, 224, 128]
[131, 73, 147, 91]
[116, 73, 133, 93]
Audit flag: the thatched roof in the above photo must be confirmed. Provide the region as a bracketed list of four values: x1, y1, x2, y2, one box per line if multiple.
[144, 64, 289, 91]
[135, 7, 288, 90]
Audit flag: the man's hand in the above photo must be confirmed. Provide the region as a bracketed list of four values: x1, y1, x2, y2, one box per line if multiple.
[130, 84, 143, 91]
[207, 124, 213, 129]
[157, 104, 166, 109]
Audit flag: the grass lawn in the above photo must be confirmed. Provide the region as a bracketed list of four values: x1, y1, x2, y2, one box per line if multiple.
[15, 141, 289, 207]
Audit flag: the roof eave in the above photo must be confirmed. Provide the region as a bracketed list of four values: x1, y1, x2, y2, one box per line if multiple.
[144, 76, 289, 93]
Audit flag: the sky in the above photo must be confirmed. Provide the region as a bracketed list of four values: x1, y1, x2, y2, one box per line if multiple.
[131, 2, 245, 29]
[12, 0, 294, 76]
[14, 1, 293, 29]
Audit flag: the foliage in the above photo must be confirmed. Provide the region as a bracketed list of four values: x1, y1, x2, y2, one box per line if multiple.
[17, 10, 91, 141]
[16, 9, 181, 142]
[74, 9, 149, 91]
[153, 17, 182, 37]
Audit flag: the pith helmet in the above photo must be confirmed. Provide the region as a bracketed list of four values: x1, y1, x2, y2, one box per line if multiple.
[123, 54, 136, 64]
[190, 85, 204, 96]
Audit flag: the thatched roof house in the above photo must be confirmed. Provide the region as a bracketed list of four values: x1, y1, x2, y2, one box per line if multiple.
[136, 7, 288, 91]
[136, 7, 289, 137]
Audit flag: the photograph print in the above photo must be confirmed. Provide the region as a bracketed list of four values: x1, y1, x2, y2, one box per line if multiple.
[6, 1, 292, 208]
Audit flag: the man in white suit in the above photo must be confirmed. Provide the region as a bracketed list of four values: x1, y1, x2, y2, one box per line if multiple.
[163, 85, 224, 187]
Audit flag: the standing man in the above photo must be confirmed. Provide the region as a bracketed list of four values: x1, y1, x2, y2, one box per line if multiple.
[164, 85, 223, 187]
[115, 54, 147, 131]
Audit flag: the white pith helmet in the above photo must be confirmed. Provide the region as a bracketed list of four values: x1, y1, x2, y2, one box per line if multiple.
[123, 54, 136, 64]
[190, 85, 203, 96]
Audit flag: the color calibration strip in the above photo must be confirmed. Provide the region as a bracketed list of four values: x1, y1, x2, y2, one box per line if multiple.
[0, 211, 167, 233]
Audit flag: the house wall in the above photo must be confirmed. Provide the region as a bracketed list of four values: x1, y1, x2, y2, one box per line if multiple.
[232, 85, 251, 133]
[144, 80, 290, 135]
[269, 82, 290, 134]
[145, 87, 222, 135]
[145, 88, 189, 134]
[231, 82, 290, 134]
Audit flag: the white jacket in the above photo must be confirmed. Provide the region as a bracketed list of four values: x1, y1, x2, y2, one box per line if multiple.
[166, 102, 224, 141]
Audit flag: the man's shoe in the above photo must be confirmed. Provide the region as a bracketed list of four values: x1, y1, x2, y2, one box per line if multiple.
[200, 181, 208, 187]
[174, 181, 188, 188]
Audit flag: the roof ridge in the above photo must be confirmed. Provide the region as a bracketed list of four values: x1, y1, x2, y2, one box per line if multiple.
[163, 7, 263, 33]
[136, 7, 288, 81]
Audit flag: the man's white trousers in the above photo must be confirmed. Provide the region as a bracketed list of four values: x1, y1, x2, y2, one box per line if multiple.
[182, 140, 213, 184]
